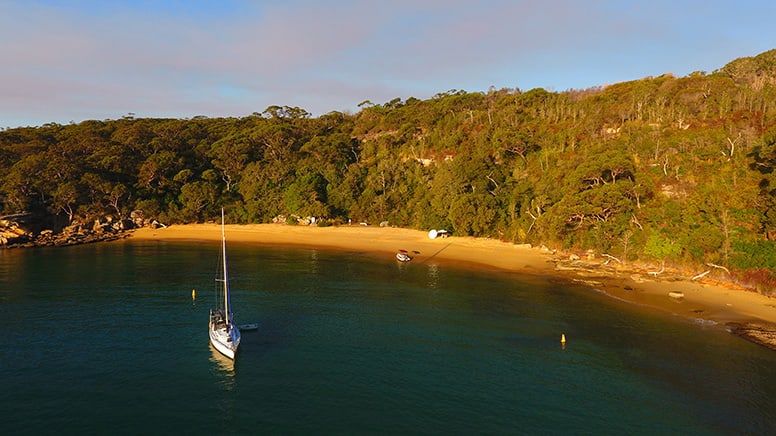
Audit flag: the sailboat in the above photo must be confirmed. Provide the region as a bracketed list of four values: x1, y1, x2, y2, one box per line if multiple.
[209, 208, 241, 360]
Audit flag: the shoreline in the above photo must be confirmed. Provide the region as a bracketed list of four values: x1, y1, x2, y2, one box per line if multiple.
[128, 223, 776, 350]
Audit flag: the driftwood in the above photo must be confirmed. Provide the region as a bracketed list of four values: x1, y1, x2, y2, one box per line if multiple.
[648, 260, 665, 277]
[706, 263, 730, 275]
[602, 254, 622, 265]
[692, 270, 711, 281]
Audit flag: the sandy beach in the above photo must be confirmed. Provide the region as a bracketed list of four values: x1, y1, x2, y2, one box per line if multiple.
[130, 223, 776, 349]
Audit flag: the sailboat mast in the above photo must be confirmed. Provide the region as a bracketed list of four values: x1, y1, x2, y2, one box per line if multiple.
[221, 208, 231, 325]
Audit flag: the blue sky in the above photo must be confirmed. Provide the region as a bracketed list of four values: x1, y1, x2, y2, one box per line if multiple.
[2, 0, 775, 128]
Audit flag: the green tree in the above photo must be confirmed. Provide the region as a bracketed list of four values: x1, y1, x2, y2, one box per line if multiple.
[644, 230, 681, 263]
[178, 181, 217, 222]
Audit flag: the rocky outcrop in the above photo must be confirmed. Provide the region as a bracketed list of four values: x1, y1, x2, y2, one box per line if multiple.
[1, 210, 161, 249]
[727, 322, 776, 351]
[0, 213, 35, 246]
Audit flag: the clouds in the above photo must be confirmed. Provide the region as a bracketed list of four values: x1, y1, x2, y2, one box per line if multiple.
[1, 0, 775, 128]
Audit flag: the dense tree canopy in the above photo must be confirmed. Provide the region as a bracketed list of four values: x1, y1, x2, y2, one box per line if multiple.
[3, 51, 776, 291]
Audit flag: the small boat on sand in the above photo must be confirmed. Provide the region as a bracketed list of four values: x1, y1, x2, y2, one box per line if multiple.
[396, 249, 412, 262]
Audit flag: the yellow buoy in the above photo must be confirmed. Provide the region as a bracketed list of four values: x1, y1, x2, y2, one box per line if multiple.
[192, 289, 196, 300]
[560, 333, 566, 344]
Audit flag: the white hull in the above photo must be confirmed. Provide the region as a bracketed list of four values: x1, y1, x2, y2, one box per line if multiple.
[396, 252, 412, 262]
[209, 317, 241, 360]
[210, 336, 234, 359]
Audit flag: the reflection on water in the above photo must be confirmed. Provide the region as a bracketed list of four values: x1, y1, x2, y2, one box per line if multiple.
[426, 263, 439, 288]
[309, 249, 319, 275]
[209, 345, 235, 388]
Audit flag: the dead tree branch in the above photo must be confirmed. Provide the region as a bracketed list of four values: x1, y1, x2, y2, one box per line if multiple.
[706, 263, 731, 275]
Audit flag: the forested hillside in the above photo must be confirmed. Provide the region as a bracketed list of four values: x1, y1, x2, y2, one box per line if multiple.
[3, 50, 776, 290]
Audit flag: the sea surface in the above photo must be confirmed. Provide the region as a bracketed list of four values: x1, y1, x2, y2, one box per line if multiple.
[2, 240, 776, 435]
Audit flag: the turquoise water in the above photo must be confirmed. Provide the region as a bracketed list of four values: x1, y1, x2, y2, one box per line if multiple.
[2, 240, 776, 435]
